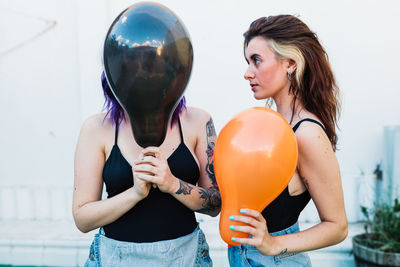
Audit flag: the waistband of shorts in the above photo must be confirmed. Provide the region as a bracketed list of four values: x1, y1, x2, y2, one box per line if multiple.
[98, 223, 201, 246]
[269, 221, 299, 236]
[238, 221, 300, 250]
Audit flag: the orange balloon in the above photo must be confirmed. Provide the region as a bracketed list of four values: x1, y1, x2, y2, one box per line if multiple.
[214, 107, 298, 246]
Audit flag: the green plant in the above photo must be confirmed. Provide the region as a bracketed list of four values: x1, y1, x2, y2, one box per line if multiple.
[359, 198, 400, 253]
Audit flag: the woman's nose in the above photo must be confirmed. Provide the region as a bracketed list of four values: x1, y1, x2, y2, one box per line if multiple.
[244, 67, 254, 80]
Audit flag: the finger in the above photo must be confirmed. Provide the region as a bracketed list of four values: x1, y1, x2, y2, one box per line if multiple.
[238, 208, 265, 222]
[141, 147, 163, 159]
[230, 237, 257, 246]
[232, 237, 259, 247]
[133, 172, 158, 184]
[132, 164, 157, 175]
[134, 156, 160, 166]
[133, 174, 150, 186]
[229, 225, 256, 236]
[229, 215, 259, 227]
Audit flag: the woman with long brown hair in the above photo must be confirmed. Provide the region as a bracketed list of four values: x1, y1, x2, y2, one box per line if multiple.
[228, 15, 348, 266]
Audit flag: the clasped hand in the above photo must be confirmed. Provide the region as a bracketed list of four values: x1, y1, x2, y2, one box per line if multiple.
[132, 147, 177, 195]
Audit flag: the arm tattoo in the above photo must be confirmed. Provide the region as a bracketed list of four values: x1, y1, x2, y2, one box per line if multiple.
[279, 248, 288, 255]
[193, 118, 221, 215]
[175, 180, 193, 195]
[205, 118, 218, 190]
[195, 187, 221, 214]
[194, 118, 221, 215]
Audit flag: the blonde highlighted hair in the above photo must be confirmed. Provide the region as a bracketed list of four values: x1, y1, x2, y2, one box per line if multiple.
[268, 39, 305, 89]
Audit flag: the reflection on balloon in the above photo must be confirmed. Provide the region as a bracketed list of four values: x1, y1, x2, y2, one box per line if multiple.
[103, 2, 193, 147]
[214, 107, 298, 246]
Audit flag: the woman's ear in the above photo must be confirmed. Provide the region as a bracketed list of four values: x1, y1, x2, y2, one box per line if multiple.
[288, 59, 297, 74]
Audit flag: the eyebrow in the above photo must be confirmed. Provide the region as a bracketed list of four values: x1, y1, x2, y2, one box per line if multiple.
[245, 53, 261, 64]
[250, 54, 260, 61]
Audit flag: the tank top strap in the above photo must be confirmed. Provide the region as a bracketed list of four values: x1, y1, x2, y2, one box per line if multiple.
[114, 123, 119, 145]
[292, 118, 327, 134]
[177, 117, 184, 144]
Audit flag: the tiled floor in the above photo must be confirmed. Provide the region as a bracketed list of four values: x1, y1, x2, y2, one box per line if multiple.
[0, 215, 363, 266]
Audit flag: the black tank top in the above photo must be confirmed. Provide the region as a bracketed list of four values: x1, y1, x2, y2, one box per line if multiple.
[262, 118, 327, 233]
[102, 118, 200, 242]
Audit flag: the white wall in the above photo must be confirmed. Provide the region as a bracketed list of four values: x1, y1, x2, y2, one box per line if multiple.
[0, 0, 81, 186]
[1, 0, 399, 222]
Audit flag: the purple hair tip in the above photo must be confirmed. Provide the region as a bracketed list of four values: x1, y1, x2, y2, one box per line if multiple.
[101, 71, 186, 127]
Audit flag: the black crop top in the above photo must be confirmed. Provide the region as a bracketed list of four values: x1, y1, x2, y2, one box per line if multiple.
[102, 118, 200, 242]
[262, 118, 327, 233]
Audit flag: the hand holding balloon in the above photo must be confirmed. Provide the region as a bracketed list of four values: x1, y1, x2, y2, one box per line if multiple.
[214, 107, 298, 246]
[229, 208, 278, 256]
[133, 147, 179, 193]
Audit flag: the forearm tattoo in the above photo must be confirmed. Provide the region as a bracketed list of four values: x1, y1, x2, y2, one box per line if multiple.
[195, 118, 221, 214]
[195, 187, 221, 214]
[175, 118, 221, 215]
[175, 180, 193, 195]
[279, 248, 288, 255]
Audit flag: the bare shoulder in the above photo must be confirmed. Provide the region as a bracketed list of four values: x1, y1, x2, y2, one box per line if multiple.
[81, 113, 109, 130]
[79, 113, 113, 142]
[185, 106, 211, 121]
[182, 106, 212, 126]
[294, 119, 333, 157]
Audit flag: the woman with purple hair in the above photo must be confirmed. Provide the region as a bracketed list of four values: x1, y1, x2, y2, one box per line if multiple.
[72, 72, 220, 266]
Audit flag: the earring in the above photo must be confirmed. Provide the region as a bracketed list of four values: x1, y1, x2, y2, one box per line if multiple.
[287, 71, 292, 82]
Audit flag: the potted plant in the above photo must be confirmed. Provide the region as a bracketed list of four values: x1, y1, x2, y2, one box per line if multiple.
[352, 196, 400, 266]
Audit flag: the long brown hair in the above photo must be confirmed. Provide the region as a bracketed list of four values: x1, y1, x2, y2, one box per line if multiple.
[244, 15, 340, 150]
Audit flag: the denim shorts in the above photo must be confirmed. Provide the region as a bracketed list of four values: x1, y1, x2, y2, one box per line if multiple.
[228, 222, 312, 267]
[85, 224, 212, 267]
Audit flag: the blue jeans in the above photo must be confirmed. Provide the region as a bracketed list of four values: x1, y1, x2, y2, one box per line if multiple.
[228, 222, 312, 267]
[85, 225, 212, 267]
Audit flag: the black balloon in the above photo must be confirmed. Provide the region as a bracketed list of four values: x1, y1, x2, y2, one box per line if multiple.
[103, 2, 193, 147]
